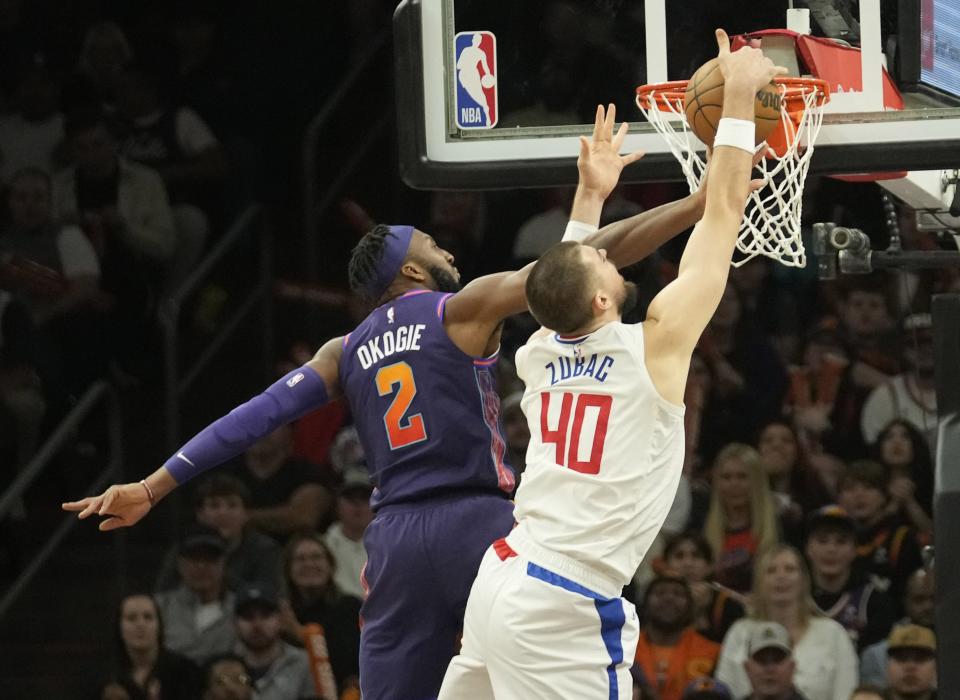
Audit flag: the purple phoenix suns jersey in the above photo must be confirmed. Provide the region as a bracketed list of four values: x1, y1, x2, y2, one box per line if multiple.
[338, 290, 514, 509]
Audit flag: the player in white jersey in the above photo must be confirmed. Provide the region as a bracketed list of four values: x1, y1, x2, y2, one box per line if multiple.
[438, 29, 787, 700]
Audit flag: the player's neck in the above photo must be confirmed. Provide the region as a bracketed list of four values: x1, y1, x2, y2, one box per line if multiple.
[567, 311, 620, 337]
[380, 280, 431, 306]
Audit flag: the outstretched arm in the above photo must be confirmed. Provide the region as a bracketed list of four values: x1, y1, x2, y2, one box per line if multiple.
[443, 104, 641, 338]
[62, 338, 344, 531]
[644, 30, 786, 402]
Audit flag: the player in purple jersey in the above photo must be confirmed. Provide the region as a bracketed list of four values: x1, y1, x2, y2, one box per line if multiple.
[64, 104, 712, 700]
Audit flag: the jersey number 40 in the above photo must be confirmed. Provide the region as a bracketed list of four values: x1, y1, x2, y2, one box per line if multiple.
[540, 392, 612, 474]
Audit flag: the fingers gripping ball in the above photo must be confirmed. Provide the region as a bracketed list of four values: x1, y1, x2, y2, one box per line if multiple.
[683, 57, 781, 147]
[481, 74, 496, 89]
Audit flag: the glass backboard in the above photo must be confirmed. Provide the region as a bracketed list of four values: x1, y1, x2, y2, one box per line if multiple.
[394, 0, 960, 192]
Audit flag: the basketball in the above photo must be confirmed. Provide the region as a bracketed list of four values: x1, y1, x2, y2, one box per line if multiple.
[683, 57, 782, 147]
[481, 74, 496, 89]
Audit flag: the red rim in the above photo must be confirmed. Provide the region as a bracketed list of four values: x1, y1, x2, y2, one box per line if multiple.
[635, 77, 831, 112]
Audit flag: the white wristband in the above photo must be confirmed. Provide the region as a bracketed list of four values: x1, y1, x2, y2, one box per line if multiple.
[712, 118, 756, 153]
[562, 220, 598, 242]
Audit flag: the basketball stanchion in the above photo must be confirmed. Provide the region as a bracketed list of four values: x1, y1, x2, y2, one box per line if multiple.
[636, 77, 830, 268]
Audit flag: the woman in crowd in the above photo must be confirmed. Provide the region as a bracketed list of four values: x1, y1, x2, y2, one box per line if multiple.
[101, 592, 201, 699]
[661, 531, 745, 643]
[756, 419, 831, 543]
[715, 545, 858, 700]
[703, 443, 780, 593]
[278, 532, 361, 691]
[872, 418, 933, 537]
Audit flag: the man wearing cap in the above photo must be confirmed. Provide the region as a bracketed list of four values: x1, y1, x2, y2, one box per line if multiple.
[66, 105, 711, 698]
[742, 622, 808, 700]
[860, 567, 935, 688]
[324, 468, 373, 600]
[804, 505, 896, 650]
[233, 584, 316, 700]
[156, 524, 238, 665]
[885, 625, 937, 700]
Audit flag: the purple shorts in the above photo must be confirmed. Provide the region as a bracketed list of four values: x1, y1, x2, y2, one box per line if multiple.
[358, 492, 515, 700]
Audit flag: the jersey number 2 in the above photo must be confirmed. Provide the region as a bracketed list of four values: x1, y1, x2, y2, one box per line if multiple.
[540, 392, 612, 474]
[376, 362, 427, 450]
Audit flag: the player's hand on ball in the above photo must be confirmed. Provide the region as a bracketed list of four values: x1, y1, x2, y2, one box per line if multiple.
[481, 74, 496, 89]
[62, 482, 152, 531]
[715, 28, 787, 94]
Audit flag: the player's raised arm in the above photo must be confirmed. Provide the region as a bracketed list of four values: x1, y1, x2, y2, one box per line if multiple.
[645, 30, 786, 368]
[443, 103, 639, 330]
[62, 337, 344, 531]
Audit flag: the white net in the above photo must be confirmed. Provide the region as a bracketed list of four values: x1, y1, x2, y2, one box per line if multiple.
[635, 82, 827, 268]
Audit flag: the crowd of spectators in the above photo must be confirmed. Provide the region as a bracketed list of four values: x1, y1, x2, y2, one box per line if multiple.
[0, 2, 952, 700]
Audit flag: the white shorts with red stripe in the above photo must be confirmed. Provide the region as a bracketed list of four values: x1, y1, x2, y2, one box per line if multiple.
[438, 536, 639, 700]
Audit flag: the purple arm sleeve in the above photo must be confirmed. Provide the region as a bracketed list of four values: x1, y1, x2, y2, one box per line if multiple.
[163, 365, 330, 484]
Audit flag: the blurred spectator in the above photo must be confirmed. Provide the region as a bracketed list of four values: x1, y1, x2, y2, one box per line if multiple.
[55, 108, 177, 381]
[0, 64, 65, 181]
[201, 653, 253, 700]
[804, 505, 896, 651]
[113, 64, 229, 292]
[233, 584, 318, 700]
[871, 419, 933, 537]
[104, 592, 202, 699]
[835, 279, 899, 388]
[56, 107, 176, 272]
[155, 524, 237, 664]
[788, 319, 863, 462]
[63, 21, 132, 114]
[155, 474, 281, 592]
[232, 424, 332, 541]
[633, 576, 720, 700]
[715, 546, 857, 700]
[661, 532, 745, 643]
[697, 283, 788, 463]
[324, 469, 373, 600]
[0, 289, 44, 482]
[278, 533, 361, 690]
[1, 167, 116, 396]
[884, 626, 936, 700]
[860, 568, 935, 688]
[740, 622, 808, 700]
[703, 444, 780, 593]
[836, 461, 923, 609]
[756, 420, 829, 543]
[861, 314, 937, 452]
[0, 288, 43, 575]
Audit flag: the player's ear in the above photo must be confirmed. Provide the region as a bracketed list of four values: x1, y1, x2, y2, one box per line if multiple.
[400, 260, 427, 283]
[593, 290, 611, 313]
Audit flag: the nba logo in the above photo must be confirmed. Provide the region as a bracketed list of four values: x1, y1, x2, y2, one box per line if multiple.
[454, 31, 498, 129]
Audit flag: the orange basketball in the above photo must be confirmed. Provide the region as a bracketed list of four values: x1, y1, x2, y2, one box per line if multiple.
[683, 57, 782, 147]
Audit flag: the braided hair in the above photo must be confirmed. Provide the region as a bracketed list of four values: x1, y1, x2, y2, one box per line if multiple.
[348, 224, 392, 299]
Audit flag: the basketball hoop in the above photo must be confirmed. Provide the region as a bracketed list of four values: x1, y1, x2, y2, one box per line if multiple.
[636, 77, 830, 268]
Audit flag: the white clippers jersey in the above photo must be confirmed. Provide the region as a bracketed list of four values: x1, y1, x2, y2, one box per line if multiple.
[512, 322, 685, 587]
